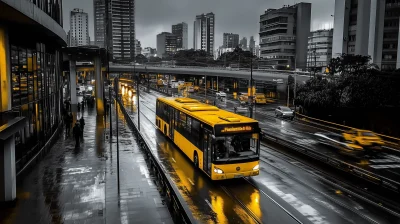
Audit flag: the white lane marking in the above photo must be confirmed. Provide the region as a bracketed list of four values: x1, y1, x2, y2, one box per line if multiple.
[171, 158, 176, 163]
[370, 164, 400, 169]
[205, 199, 213, 210]
[187, 178, 195, 186]
[267, 185, 329, 224]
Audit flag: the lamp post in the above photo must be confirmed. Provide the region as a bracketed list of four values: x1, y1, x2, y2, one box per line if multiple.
[249, 58, 254, 118]
[136, 72, 140, 131]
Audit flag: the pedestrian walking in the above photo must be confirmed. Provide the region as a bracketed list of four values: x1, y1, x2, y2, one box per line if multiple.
[81, 100, 85, 111]
[73, 122, 81, 148]
[79, 116, 85, 140]
[65, 113, 72, 137]
[77, 102, 81, 112]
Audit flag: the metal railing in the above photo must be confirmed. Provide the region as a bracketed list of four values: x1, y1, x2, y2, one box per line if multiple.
[116, 98, 197, 224]
[111, 63, 312, 77]
[261, 131, 400, 193]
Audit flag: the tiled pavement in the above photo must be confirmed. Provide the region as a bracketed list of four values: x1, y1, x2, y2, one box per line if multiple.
[0, 104, 173, 224]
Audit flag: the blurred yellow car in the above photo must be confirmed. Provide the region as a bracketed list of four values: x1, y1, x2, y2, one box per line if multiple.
[343, 129, 385, 149]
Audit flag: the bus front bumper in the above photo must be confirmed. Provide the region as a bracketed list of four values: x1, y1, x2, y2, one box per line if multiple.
[212, 170, 260, 180]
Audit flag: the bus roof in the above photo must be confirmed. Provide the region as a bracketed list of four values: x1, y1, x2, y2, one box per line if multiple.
[157, 97, 258, 127]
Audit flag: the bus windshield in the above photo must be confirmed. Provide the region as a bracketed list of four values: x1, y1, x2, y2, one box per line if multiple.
[213, 134, 259, 161]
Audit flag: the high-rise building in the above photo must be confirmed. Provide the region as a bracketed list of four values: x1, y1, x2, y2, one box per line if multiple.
[223, 33, 239, 48]
[93, 0, 106, 48]
[157, 32, 177, 58]
[172, 22, 188, 50]
[249, 36, 256, 51]
[259, 3, 311, 69]
[142, 47, 157, 58]
[240, 37, 248, 49]
[135, 39, 142, 56]
[308, 29, 333, 72]
[110, 0, 135, 62]
[94, 0, 135, 62]
[69, 8, 90, 46]
[252, 45, 260, 57]
[194, 12, 215, 55]
[332, 0, 400, 70]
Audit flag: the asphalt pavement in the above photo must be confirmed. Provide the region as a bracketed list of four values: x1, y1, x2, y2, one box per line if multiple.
[119, 89, 400, 224]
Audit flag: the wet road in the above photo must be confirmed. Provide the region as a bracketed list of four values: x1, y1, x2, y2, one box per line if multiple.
[120, 89, 400, 224]
[0, 101, 173, 224]
[185, 92, 400, 183]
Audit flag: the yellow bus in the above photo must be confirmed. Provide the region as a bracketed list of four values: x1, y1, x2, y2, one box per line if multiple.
[156, 97, 260, 180]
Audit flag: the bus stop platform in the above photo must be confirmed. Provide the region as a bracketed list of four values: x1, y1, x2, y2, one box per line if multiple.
[0, 105, 173, 224]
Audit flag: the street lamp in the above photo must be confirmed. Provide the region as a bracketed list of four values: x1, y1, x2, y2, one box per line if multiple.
[249, 58, 254, 118]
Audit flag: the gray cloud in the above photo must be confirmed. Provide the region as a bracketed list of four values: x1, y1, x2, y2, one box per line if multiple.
[63, 0, 334, 49]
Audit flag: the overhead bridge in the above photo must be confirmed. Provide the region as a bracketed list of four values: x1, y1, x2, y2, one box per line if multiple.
[75, 64, 312, 84]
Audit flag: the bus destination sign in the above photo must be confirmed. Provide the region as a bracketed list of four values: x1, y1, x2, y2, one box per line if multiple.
[215, 123, 257, 135]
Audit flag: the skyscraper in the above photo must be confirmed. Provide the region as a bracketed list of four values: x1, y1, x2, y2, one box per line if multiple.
[332, 0, 400, 70]
[135, 39, 142, 56]
[172, 22, 188, 50]
[223, 33, 239, 48]
[94, 0, 135, 62]
[259, 3, 311, 69]
[93, 0, 106, 48]
[69, 8, 90, 46]
[239, 37, 247, 49]
[249, 36, 256, 51]
[157, 32, 177, 58]
[194, 12, 215, 55]
[110, 0, 135, 62]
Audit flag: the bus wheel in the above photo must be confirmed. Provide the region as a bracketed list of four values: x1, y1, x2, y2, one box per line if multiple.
[193, 152, 199, 168]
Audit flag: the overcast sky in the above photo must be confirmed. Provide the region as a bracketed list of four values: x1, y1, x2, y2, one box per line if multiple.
[62, 0, 334, 49]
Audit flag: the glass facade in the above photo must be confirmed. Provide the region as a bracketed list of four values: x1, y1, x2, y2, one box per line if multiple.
[9, 42, 63, 161]
[29, 0, 63, 26]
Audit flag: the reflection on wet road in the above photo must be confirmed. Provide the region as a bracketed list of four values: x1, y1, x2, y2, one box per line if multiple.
[188, 92, 400, 182]
[120, 88, 400, 224]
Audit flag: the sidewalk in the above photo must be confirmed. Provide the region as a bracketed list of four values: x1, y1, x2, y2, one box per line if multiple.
[0, 104, 173, 224]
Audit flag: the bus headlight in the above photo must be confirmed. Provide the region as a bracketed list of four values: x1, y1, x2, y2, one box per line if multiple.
[213, 168, 224, 174]
[253, 165, 259, 171]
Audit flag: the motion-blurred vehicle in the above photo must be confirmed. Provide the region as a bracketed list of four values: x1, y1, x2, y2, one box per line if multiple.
[216, 91, 226, 100]
[188, 86, 194, 93]
[343, 129, 385, 150]
[315, 132, 364, 157]
[254, 93, 267, 104]
[194, 86, 200, 92]
[275, 106, 294, 120]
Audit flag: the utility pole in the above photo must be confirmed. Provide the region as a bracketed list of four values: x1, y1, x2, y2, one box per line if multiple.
[249, 58, 254, 118]
[137, 72, 140, 131]
[204, 75, 207, 102]
[114, 77, 120, 195]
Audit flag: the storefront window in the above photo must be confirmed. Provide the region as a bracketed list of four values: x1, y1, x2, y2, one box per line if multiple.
[9, 42, 62, 159]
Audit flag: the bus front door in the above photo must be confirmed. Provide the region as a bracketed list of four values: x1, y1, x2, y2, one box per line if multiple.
[203, 130, 212, 175]
[169, 108, 174, 140]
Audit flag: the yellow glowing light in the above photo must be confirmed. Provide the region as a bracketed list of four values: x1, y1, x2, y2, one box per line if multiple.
[0, 27, 10, 111]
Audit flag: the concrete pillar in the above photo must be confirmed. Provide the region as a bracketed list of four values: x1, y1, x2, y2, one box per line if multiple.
[355, 0, 371, 56]
[0, 136, 16, 203]
[94, 56, 104, 115]
[0, 117, 25, 205]
[397, 17, 400, 69]
[332, 0, 351, 57]
[69, 60, 77, 124]
[0, 25, 12, 113]
[372, 0, 386, 68]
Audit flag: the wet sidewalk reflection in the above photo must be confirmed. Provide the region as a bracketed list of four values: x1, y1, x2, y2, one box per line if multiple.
[0, 103, 172, 224]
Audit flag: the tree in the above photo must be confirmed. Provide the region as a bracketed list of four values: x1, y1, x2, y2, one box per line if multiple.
[135, 54, 147, 64]
[148, 56, 162, 62]
[296, 54, 400, 110]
